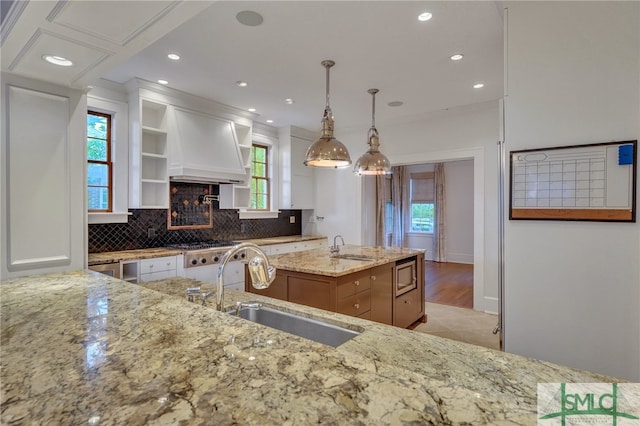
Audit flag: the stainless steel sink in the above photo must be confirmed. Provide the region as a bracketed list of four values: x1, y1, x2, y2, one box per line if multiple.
[331, 254, 376, 262]
[228, 304, 360, 347]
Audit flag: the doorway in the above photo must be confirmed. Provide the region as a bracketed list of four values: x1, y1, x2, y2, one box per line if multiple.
[360, 147, 488, 312]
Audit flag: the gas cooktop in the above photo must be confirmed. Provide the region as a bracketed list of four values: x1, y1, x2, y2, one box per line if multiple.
[166, 240, 239, 251]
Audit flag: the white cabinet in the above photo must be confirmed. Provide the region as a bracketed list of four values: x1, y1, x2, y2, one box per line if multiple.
[290, 136, 315, 209]
[267, 238, 328, 255]
[139, 256, 178, 282]
[220, 184, 251, 209]
[129, 93, 170, 209]
[120, 261, 139, 283]
[279, 127, 316, 210]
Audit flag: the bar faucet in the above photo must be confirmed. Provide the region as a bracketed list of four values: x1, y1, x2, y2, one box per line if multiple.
[330, 235, 345, 257]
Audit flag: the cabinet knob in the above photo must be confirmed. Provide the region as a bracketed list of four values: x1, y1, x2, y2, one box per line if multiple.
[149, 264, 154, 268]
[354, 303, 360, 309]
[404, 300, 410, 304]
[371, 275, 376, 281]
[354, 280, 360, 286]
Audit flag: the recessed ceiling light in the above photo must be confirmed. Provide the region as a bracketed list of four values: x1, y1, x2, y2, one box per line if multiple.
[158, 79, 168, 85]
[167, 53, 180, 61]
[450, 54, 464, 61]
[473, 83, 485, 89]
[418, 12, 432, 22]
[42, 55, 73, 66]
[266, 119, 274, 124]
[388, 101, 403, 107]
[236, 81, 248, 87]
[285, 98, 295, 104]
[236, 10, 264, 26]
[248, 108, 257, 112]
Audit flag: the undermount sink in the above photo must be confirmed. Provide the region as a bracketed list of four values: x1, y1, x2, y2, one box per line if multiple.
[331, 254, 376, 262]
[228, 304, 360, 347]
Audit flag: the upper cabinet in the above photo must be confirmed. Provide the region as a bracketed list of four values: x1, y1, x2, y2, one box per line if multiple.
[129, 91, 169, 208]
[279, 126, 316, 210]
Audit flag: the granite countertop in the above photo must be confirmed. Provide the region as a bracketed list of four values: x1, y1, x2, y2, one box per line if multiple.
[240, 235, 327, 246]
[268, 244, 424, 277]
[88, 248, 184, 265]
[1, 272, 618, 424]
[87, 235, 327, 265]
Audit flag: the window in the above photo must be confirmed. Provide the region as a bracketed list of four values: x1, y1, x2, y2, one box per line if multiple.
[87, 111, 112, 211]
[410, 172, 434, 233]
[250, 144, 270, 210]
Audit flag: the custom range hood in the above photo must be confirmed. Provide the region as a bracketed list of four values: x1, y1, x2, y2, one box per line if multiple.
[168, 106, 249, 184]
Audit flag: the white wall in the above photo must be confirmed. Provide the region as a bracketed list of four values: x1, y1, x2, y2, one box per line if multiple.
[315, 100, 500, 313]
[504, 1, 639, 380]
[443, 160, 474, 263]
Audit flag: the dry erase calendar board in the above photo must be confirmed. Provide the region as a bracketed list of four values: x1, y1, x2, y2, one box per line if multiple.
[509, 140, 637, 222]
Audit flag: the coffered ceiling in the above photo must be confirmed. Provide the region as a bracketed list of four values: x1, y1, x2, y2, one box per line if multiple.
[2, 1, 504, 132]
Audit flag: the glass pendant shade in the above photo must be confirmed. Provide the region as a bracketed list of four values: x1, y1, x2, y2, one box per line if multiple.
[354, 89, 392, 175]
[304, 60, 352, 168]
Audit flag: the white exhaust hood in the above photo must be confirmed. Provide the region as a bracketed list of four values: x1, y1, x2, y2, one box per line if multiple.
[168, 106, 248, 184]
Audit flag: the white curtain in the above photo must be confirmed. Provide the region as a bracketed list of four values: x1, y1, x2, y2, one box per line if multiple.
[374, 175, 386, 246]
[433, 163, 446, 262]
[391, 165, 409, 247]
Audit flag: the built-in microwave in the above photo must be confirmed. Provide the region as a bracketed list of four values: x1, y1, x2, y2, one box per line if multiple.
[395, 257, 417, 297]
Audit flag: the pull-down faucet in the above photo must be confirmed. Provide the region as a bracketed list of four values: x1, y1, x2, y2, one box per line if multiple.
[330, 235, 345, 257]
[216, 242, 276, 311]
[186, 242, 276, 311]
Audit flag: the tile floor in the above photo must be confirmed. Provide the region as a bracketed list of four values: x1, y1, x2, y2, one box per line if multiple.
[413, 302, 502, 351]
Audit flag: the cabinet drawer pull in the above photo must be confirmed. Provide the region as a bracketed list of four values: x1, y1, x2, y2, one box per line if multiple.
[354, 280, 360, 286]
[354, 303, 360, 309]
[371, 275, 376, 281]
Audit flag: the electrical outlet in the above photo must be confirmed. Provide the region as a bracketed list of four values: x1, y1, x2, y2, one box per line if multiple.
[147, 228, 155, 238]
[289, 215, 295, 224]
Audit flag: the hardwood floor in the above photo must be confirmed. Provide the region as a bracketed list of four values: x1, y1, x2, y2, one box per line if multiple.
[424, 261, 473, 309]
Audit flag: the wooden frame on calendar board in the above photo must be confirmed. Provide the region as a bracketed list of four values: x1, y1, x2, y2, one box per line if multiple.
[509, 140, 636, 222]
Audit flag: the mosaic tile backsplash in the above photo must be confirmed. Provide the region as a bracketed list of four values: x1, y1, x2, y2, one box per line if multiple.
[88, 208, 302, 253]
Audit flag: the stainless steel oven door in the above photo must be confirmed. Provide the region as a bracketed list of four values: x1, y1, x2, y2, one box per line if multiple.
[395, 259, 417, 297]
[89, 263, 121, 279]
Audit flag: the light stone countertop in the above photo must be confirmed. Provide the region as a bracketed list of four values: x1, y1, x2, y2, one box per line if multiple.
[268, 245, 424, 277]
[88, 248, 184, 265]
[0, 271, 619, 425]
[87, 235, 327, 265]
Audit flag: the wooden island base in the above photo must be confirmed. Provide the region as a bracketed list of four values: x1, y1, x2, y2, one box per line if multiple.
[247, 248, 425, 328]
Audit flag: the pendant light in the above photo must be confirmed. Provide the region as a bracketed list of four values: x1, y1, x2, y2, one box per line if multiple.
[354, 88, 392, 175]
[304, 60, 351, 168]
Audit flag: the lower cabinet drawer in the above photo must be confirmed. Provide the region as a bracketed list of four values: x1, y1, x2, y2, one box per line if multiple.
[394, 289, 420, 328]
[337, 289, 371, 317]
[139, 270, 177, 282]
[140, 256, 177, 274]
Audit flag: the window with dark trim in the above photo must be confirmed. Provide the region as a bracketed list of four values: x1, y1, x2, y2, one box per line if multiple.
[250, 144, 270, 210]
[87, 111, 112, 211]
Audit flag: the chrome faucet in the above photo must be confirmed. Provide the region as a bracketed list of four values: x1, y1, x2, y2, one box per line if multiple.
[330, 235, 345, 257]
[215, 243, 275, 311]
[186, 243, 276, 311]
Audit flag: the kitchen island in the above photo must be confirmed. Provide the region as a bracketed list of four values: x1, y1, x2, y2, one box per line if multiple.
[0, 271, 619, 424]
[258, 245, 425, 327]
